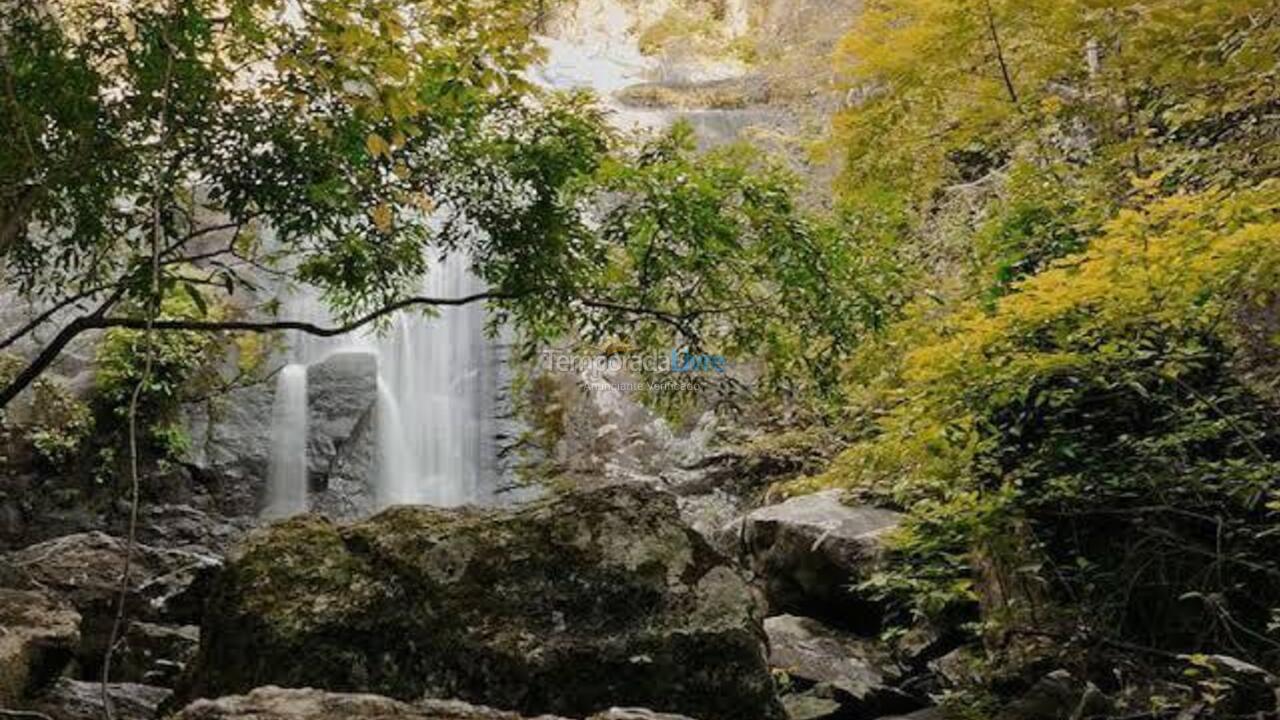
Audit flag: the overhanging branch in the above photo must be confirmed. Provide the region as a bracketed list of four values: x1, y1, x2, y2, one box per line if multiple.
[0, 288, 709, 411]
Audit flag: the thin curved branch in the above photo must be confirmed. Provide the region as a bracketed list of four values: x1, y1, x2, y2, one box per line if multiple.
[579, 297, 697, 339]
[101, 290, 523, 336]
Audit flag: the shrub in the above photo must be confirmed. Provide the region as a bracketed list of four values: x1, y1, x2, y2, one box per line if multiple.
[805, 184, 1280, 665]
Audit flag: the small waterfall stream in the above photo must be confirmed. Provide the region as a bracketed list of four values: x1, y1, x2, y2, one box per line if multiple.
[264, 364, 309, 518]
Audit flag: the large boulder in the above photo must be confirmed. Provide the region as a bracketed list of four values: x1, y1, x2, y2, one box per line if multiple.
[171, 687, 697, 720]
[0, 586, 80, 705]
[23, 678, 171, 720]
[722, 491, 901, 629]
[765, 614, 921, 717]
[179, 484, 783, 720]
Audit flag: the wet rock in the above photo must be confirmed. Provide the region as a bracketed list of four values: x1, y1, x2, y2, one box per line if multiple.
[180, 484, 783, 720]
[0, 587, 80, 705]
[305, 351, 377, 484]
[24, 678, 170, 720]
[722, 491, 901, 628]
[765, 614, 920, 716]
[170, 687, 699, 720]
[181, 383, 275, 516]
[4, 532, 218, 672]
[181, 353, 377, 518]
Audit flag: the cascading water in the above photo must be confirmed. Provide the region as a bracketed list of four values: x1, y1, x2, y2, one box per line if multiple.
[267, 253, 497, 515]
[264, 364, 309, 518]
[375, 254, 495, 507]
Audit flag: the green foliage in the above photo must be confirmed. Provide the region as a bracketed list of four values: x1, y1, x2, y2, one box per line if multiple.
[95, 285, 220, 461]
[0, 353, 93, 469]
[815, 184, 1280, 657]
[565, 122, 898, 409]
[27, 378, 94, 467]
[0, 0, 579, 321]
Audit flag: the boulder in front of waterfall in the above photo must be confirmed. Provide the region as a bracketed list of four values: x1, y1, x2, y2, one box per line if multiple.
[720, 490, 901, 629]
[177, 484, 783, 720]
[0, 586, 80, 705]
[170, 687, 699, 720]
[304, 351, 377, 482]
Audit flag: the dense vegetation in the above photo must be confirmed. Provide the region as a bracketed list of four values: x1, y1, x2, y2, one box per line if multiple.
[790, 0, 1280, 710]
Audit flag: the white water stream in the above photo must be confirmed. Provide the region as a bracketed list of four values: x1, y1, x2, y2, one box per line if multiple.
[264, 364, 309, 518]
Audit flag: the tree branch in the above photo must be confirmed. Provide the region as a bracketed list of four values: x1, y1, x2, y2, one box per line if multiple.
[0, 282, 118, 352]
[982, 0, 1020, 106]
[104, 290, 523, 336]
[0, 291, 516, 410]
[578, 297, 697, 340]
[0, 289, 713, 411]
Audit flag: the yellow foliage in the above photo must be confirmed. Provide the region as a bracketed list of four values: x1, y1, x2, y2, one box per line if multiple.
[805, 182, 1280, 502]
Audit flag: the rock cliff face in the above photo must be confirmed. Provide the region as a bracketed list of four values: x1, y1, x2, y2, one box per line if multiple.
[179, 484, 783, 720]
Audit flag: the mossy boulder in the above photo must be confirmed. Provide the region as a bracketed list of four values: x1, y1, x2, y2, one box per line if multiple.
[179, 485, 783, 720]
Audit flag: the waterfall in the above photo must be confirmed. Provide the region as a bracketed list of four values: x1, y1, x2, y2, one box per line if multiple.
[263, 0, 761, 518]
[264, 364, 309, 518]
[268, 254, 497, 514]
[375, 254, 495, 508]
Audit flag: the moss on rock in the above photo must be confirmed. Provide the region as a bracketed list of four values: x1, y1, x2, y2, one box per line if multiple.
[180, 485, 783, 720]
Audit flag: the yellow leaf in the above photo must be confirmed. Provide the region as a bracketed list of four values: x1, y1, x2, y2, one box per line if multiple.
[365, 133, 390, 158]
[371, 203, 393, 232]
